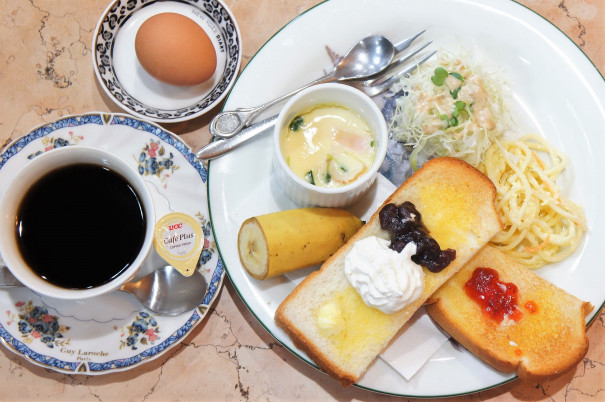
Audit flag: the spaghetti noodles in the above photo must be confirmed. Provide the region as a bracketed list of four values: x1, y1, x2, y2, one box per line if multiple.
[478, 135, 586, 269]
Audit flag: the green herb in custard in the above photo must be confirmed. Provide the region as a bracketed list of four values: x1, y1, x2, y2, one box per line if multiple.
[289, 116, 304, 132]
[305, 170, 315, 185]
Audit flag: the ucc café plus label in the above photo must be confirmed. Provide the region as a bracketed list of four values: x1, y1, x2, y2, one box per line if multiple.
[153, 212, 204, 276]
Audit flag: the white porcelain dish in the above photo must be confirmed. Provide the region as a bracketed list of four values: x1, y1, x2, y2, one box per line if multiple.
[0, 113, 224, 375]
[273, 83, 388, 207]
[208, 0, 605, 397]
[92, 0, 241, 123]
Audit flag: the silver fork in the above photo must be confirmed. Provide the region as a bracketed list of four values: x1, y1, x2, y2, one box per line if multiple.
[349, 45, 437, 97]
[196, 46, 436, 161]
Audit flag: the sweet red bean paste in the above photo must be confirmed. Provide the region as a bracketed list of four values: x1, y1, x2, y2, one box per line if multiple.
[379, 201, 456, 273]
[464, 267, 525, 323]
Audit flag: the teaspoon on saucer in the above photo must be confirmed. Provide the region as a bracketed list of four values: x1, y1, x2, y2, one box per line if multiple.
[0, 265, 207, 316]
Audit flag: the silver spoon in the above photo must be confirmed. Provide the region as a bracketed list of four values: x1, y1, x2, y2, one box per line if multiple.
[209, 34, 397, 139]
[0, 265, 207, 316]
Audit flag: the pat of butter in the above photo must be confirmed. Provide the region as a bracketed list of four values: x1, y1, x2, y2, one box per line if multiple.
[154, 212, 204, 277]
[317, 302, 345, 335]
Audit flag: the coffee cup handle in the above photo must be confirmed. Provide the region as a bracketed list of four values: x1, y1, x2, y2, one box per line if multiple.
[142, 179, 173, 220]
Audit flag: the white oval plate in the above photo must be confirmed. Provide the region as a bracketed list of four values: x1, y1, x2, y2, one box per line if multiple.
[0, 113, 224, 375]
[208, 0, 605, 397]
[93, 0, 242, 123]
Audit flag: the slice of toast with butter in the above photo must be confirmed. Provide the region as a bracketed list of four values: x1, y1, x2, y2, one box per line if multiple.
[426, 245, 593, 381]
[275, 157, 502, 386]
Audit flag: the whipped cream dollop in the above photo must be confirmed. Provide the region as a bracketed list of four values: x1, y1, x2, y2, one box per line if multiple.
[344, 236, 425, 314]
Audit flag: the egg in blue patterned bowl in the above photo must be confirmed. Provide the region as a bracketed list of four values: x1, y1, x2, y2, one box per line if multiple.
[92, 0, 242, 123]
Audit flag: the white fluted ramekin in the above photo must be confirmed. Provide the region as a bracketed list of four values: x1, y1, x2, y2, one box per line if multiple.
[273, 83, 388, 208]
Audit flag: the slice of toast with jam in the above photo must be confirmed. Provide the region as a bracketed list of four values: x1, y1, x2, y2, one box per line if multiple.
[426, 245, 593, 381]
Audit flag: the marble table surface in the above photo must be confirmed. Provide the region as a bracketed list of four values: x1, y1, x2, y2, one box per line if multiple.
[0, 0, 603, 400]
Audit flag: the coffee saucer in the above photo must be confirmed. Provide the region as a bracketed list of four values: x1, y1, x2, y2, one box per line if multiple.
[0, 113, 223, 374]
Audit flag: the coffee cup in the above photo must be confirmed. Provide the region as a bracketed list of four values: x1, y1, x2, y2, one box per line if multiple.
[0, 146, 156, 300]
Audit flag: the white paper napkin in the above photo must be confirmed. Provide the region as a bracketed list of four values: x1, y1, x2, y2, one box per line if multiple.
[378, 306, 450, 380]
[230, 173, 450, 381]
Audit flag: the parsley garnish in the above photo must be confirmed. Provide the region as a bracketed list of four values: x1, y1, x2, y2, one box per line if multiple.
[432, 68, 465, 100]
[305, 170, 315, 185]
[431, 67, 448, 86]
[289, 116, 304, 131]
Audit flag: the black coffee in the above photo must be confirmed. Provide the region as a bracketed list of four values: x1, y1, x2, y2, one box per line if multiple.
[16, 163, 147, 289]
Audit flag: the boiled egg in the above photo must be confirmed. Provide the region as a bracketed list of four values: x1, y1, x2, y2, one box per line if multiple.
[135, 13, 217, 86]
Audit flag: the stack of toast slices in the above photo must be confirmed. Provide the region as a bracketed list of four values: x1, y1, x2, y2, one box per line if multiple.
[275, 157, 592, 386]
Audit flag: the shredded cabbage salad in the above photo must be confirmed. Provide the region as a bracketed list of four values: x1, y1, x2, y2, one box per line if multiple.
[389, 49, 515, 169]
